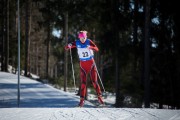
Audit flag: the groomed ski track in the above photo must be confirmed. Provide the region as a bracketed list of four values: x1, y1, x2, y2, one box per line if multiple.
[0, 71, 180, 120]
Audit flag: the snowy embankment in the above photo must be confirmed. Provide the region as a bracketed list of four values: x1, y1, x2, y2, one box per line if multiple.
[0, 71, 180, 120]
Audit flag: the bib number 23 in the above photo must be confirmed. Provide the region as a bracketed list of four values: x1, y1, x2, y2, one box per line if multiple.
[82, 52, 89, 57]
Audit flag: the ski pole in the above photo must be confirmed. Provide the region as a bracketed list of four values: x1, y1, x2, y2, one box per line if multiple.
[88, 48, 106, 93]
[69, 47, 77, 93]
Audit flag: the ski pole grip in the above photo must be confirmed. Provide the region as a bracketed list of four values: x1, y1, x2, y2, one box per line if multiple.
[68, 43, 72, 48]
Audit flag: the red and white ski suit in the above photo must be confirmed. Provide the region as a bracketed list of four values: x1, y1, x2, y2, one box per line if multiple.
[65, 39, 102, 99]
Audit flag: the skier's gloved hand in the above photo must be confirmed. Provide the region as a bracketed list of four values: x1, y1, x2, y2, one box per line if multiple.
[65, 43, 72, 50]
[68, 43, 72, 48]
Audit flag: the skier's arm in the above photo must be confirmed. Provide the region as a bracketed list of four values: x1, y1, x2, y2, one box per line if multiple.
[65, 41, 76, 50]
[89, 40, 99, 52]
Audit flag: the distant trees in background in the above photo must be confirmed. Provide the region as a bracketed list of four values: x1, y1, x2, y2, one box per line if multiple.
[0, 0, 180, 109]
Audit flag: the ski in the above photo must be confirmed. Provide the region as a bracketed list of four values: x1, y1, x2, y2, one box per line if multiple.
[96, 104, 106, 108]
[75, 106, 83, 108]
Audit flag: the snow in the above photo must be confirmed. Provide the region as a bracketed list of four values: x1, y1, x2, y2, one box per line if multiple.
[0, 71, 180, 120]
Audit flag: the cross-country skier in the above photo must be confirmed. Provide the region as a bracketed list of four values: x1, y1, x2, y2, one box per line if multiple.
[65, 30, 104, 107]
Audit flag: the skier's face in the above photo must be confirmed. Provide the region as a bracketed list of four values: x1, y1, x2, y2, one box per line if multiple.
[80, 37, 86, 43]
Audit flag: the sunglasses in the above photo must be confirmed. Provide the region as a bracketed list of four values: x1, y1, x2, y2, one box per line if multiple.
[80, 37, 85, 40]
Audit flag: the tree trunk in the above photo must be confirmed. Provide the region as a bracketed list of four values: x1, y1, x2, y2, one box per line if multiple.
[46, 24, 50, 79]
[115, 55, 121, 107]
[64, 11, 68, 92]
[46, 0, 50, 79]
[144, 0, 151, 108]
[111, 0, 122, 108]
[5, 0, 9, 72]
[0, 0, 5, 71]
[25, 0, 30, 76]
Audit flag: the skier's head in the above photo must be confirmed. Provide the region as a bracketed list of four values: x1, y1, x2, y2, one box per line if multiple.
[78, 31, 87, 38]
[78, 31, 87, 43]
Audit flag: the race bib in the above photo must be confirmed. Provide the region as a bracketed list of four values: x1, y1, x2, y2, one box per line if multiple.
[77, 48, 94, 60]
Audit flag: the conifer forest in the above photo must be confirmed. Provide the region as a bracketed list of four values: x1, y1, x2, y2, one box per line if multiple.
[0, 0, 180, 108]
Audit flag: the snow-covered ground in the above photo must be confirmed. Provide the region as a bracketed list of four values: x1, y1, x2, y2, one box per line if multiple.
[0, 71, 180, 120]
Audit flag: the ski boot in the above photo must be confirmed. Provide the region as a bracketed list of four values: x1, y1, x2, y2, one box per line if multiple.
[97, 96, 105, 107]
[78, 98, 85, 107]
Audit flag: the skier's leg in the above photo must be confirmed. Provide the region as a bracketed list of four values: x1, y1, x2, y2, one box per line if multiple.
[78, 67, 87, 107]
[90, 65, 104, 104]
